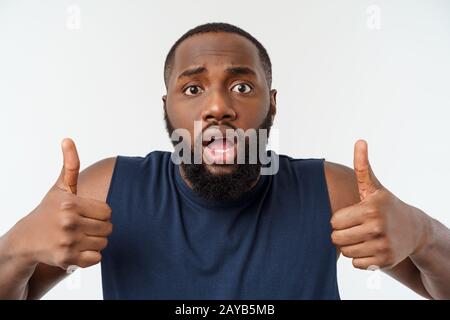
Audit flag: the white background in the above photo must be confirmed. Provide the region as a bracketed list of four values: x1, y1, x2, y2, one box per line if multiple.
[0, 0, 449, 299]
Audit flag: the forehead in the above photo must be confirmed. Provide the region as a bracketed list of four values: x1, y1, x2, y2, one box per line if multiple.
[171, 32, 263, 78]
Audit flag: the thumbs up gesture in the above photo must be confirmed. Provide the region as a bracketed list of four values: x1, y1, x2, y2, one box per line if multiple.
[12, 138, 112, 271]
[331, 140, 426, 270]
[57, 138, 81, 195]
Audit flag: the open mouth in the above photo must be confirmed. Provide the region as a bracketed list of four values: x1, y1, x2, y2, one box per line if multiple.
[202, 133, 237, 165]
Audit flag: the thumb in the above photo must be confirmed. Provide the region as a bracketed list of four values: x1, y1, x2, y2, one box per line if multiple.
[55, 138, 80, 194]
[354, 139, 382, 201]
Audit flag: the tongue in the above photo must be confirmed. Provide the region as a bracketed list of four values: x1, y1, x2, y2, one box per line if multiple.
[204, 139, 235, 164]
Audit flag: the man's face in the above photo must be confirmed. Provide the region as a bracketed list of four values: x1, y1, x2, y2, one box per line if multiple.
[163, 32, 277, 176]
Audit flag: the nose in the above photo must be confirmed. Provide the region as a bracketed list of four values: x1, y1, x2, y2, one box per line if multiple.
[201, 88, 237, 124]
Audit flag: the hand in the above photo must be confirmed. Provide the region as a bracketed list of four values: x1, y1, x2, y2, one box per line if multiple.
[330, 140, 426, 270]
[10, 138, 112, 271]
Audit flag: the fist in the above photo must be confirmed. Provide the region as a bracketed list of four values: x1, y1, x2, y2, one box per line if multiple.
[13, 138, 112, 271]
[331, 140, 424, 270]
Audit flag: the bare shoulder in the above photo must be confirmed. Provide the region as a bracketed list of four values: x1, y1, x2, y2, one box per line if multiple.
[323, 161, 360, 214]
[77, 157, 117, 202]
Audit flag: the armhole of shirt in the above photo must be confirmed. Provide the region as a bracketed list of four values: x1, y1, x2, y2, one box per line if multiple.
[318, 158, 341, 262]
[318, 158, 333, 220]
[106, 155, 122, 206]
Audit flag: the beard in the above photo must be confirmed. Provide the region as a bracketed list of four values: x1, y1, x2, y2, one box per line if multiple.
[164, 109, 273, 202]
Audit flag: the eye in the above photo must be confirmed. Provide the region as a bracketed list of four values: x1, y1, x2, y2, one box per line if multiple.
[183, 85, 204, 96]
[232, 83, 252, 94]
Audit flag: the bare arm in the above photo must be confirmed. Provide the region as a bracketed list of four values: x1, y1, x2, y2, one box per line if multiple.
[324, 160, 450, 299]
[0, 144, 116, 300]
[26, 157, 116, 300]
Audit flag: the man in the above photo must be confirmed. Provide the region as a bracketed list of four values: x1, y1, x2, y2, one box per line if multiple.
[0, 22, 449, 300]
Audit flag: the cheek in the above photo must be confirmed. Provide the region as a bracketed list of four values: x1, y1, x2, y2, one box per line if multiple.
[167, 92, 270, 130]
[166, 104, 197, 143]
[235, 101, 270, 128]
[166, 99, 199, 128]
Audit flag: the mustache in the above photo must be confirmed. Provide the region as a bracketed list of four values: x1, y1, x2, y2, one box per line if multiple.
[164, 108, 273, 145]
[202, 122, 237, 134]
[198, 122, 238, 145]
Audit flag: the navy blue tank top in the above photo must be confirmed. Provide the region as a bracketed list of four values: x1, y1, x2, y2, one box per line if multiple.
[101, 151, 339, 299]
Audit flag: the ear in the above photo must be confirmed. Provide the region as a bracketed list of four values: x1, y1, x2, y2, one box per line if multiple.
[269, 89, 277, 120]
[162, 94, 167, 110]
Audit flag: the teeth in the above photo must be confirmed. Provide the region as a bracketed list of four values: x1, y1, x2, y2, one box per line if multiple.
[214, 147, 233, 153]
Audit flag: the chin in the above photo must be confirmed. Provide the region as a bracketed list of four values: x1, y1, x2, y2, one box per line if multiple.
[205, 164, 238, 175]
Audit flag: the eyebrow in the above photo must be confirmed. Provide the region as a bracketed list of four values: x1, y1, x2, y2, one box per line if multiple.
[177, 66, 207, 79]
[225, 66, 256, 77]
[176, 66, 257, 80]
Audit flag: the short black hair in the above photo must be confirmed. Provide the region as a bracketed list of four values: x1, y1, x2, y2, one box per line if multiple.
[164, 22, 272, 89]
